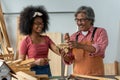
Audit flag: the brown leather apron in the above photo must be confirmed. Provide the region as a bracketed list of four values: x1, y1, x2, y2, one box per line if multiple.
[72, 27, 104, 76]
[72, 41, 104, 76]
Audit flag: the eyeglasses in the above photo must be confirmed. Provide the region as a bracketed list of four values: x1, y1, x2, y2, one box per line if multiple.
[75, 18, 88, 22]
[33, 22, 44, 26]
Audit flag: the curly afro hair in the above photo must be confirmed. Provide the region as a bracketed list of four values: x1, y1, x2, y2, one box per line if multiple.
[19, 5, 49, 35]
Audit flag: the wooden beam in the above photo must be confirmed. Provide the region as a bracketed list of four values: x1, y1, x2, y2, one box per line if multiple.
[0, 3, 10, 47]
[14, 71, 38, 80]
[71, 74, 116, 80]
[19, 58, 35, 65]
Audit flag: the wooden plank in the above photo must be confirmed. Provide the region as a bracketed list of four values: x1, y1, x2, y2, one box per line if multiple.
[115, 76, 120, 80]
[118, 62, 120, 75]
[64, 65, 68, 76]
[0, 3, 13, 62]
[71, 74, 116, 80]
[104, 61, 118, 75]
[19, 58, 35, 65]
[0, 3, 10, 47]
[0, 3, 11, 56]
[16, 71, 38, 80]
[11, 59, 22, 64]
[35, 74, 49, 80]
[12, 71, 49, 80]
[45, 32, 62, 76]
[15, 16, 25, 59]
[21, 71, 36, 76]
[0, 53, 14, 61]
[0, 3, 14, 61]
[0, 27, 9, 55]
[11, 71, 37, 80]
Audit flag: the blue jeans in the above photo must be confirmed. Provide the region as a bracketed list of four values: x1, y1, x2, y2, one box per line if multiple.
[30, 64, 52, 77]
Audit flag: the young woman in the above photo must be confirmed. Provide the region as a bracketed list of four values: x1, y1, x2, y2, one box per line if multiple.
[18, 5, 64, 77]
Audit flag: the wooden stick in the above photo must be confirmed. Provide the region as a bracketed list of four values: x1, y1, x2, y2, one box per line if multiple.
[19, 58, 35, 65]
[0, 3, 10, 47]
[14, 71, 38, 80]
[71, 74, 116, 80]
[64, 65, 68, 76]
[115, 76, 120, 80]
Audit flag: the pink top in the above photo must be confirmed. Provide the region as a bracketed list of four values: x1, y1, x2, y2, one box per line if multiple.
[19, 35, 54, 59]
[70, 26, 108, 58]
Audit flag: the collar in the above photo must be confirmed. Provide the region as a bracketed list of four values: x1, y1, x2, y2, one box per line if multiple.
[89, 26, 95, 33]
[76, 26, 94, 35]
[81, 31, 88, 36]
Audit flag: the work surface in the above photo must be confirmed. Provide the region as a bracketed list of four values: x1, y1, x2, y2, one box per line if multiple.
[49, 75, 120, 80]
[11, 74, 120, 80]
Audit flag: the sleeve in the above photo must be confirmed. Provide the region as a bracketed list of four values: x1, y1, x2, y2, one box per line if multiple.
[63, 33, 76, 64]
[19, 38, 28, 55]
[45, 36, 55, 48]
[90, 28, 108, 58]
[70, 33, 77, 41]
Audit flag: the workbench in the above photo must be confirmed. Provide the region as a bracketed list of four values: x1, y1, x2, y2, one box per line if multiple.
[49, 75, 120, 80]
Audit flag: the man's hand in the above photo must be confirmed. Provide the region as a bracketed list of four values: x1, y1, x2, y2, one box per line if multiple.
[68, 41, 79, 49]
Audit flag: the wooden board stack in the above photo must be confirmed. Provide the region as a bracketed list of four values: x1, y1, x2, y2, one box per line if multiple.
[6, 58, 49, 80]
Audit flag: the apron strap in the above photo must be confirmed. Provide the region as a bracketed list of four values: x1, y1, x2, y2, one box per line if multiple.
[91, 27, 97, 42]
[76, 33, 79, 42]
[75, 27, 97, 42]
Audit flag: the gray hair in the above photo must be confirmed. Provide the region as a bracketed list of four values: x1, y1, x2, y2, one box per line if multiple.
[75, 6, 95, 25]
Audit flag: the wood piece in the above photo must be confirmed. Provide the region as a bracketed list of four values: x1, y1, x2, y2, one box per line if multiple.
[10, 67, 30, 72]
[57, 43, 69, 53]
[11, 77, 17, 80]
[71, 74, 116, 80]
[115, 76, 120, 80]
[0, 53, 14, 61]
[19, 58, 35, 65]
[35, 74, 49, 80]
[21, 71, 36, 76]
[0, 3, 13, 62]
[114, 61, 119, 75]
[0, 3, 11, 56]
[16, 71, 38, 80]
[11, 71, 37, 80]
[64, 65, 68, 76]
[45, 32, 62, 76]
[104, 61, 118, 75]
[11, 59, 22, 64]
[118, 62, 120, 75]
[0, 3, 10, 47]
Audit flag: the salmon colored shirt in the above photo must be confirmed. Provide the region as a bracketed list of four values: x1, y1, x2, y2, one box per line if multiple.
[19, 35, 54, 59]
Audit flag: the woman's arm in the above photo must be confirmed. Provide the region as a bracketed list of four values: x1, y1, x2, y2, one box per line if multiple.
[50, 43, 74, 64]
[18, 53, 26, 60]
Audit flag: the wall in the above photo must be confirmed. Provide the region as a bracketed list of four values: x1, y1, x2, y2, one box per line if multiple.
[1, 0, 120, 70]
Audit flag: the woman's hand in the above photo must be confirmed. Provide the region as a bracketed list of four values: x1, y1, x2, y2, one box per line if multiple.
[64, 33, 70, 43]
[34, 58, 50, 66]
[60, 48, 73, 62]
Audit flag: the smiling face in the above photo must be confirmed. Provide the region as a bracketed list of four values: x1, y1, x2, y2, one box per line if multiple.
[32, 17, 44, 33]
[75, 12, 92, 31]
